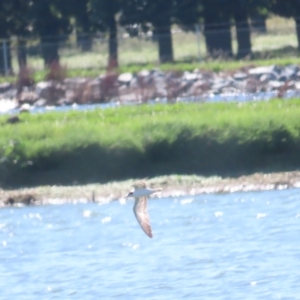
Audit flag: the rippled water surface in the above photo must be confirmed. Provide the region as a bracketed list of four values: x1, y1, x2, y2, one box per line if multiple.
[1, 189, 300, 299]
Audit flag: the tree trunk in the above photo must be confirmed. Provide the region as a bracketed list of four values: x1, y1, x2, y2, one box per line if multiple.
[204, 20, 233, 58]
[107, 15, 118, 69]
[250, 14, 267, 33]
[153, 24, 174, 63]
[17, 38, 27, 68]
[0, 39, 12, 75]
[40, 37, 59, 66]
[234, 11, 252, 59]
[295, 17, 300, 51]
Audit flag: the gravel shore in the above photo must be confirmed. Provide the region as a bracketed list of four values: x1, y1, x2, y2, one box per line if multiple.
[1, 170, 300, 207]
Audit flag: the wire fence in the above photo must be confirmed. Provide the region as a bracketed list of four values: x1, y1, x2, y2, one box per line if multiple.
[0, 17, 298, 75]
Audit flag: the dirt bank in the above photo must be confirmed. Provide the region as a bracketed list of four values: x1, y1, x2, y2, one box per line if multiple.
[1, 171, 300, 207]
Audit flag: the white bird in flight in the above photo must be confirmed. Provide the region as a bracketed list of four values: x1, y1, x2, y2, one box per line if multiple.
[126, 180, 162, 238]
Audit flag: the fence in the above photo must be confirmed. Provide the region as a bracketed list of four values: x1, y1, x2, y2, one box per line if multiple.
[0, 16, 297, 75]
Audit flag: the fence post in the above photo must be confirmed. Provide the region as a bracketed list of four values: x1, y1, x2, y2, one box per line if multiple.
[2, 39, 8, 76]
[195, 24, 201, 63]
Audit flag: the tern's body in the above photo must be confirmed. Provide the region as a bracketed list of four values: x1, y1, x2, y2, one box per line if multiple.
[126, 180, 162, 238]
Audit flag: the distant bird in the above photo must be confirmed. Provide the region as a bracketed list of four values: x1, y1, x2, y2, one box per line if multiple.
[126, 180, 162, 238]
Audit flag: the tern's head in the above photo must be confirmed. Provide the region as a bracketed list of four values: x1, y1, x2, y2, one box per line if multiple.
[125, 191, 134, 198]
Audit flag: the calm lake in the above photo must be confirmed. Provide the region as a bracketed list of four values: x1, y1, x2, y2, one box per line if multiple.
[1, 189, 300, 299]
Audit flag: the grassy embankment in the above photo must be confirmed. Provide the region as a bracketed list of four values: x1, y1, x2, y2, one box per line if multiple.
[1, 99, 300, 188]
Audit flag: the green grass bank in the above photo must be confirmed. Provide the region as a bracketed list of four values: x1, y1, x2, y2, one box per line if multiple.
[1, 99, 300, 188]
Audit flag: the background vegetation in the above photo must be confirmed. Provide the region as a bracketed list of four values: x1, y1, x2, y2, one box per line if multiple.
[1, 0, 300, 74]
[1, 99, 300, 187]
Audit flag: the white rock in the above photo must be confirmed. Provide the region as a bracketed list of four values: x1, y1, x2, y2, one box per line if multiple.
[118, 73, 133, 84]
[36, 81, 50, 91]
[183, 71, 198, 81]
[138, 69, 150, 77]
[19, 103, 32, 113]
[0, 98, 17, 112]
[269, 81, 283, 89]
[249, 65, 277, 75]
[233, 72, 248, 80]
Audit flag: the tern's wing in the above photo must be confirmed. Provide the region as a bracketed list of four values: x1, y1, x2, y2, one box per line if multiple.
[133, 196, 153, 238]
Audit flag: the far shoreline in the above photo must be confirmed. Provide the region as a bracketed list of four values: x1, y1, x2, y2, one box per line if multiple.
[1, 170, 300, 207]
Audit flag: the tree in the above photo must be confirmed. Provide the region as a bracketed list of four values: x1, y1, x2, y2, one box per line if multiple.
[174, 0, 201, 31]
[202, 0, 233, 58]
[8, 0, 33, 68]
[69, 0, 95, 52]
[0, 0, 15, 74]
[231, 0, 252, 59]
[30, 0, 72, 66]
[148, 0, 175, 63]
[120, 0, 175, 63]
[271, 0, 300, 50]
[90, 0, 121, 67]
[234, 0, 272, 58]
[200, 0, 271, 59]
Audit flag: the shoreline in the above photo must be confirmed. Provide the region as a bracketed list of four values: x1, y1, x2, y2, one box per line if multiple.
[1, 170, 300, 207]
[1, 64, 300, 114]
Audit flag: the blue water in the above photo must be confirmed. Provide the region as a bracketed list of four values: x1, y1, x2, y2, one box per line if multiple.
[2, 88, 300, 116]
[1, 189, 300, 300]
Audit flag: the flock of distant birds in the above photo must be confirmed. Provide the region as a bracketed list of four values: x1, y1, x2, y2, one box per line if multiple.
[4, 180, 162, 238]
